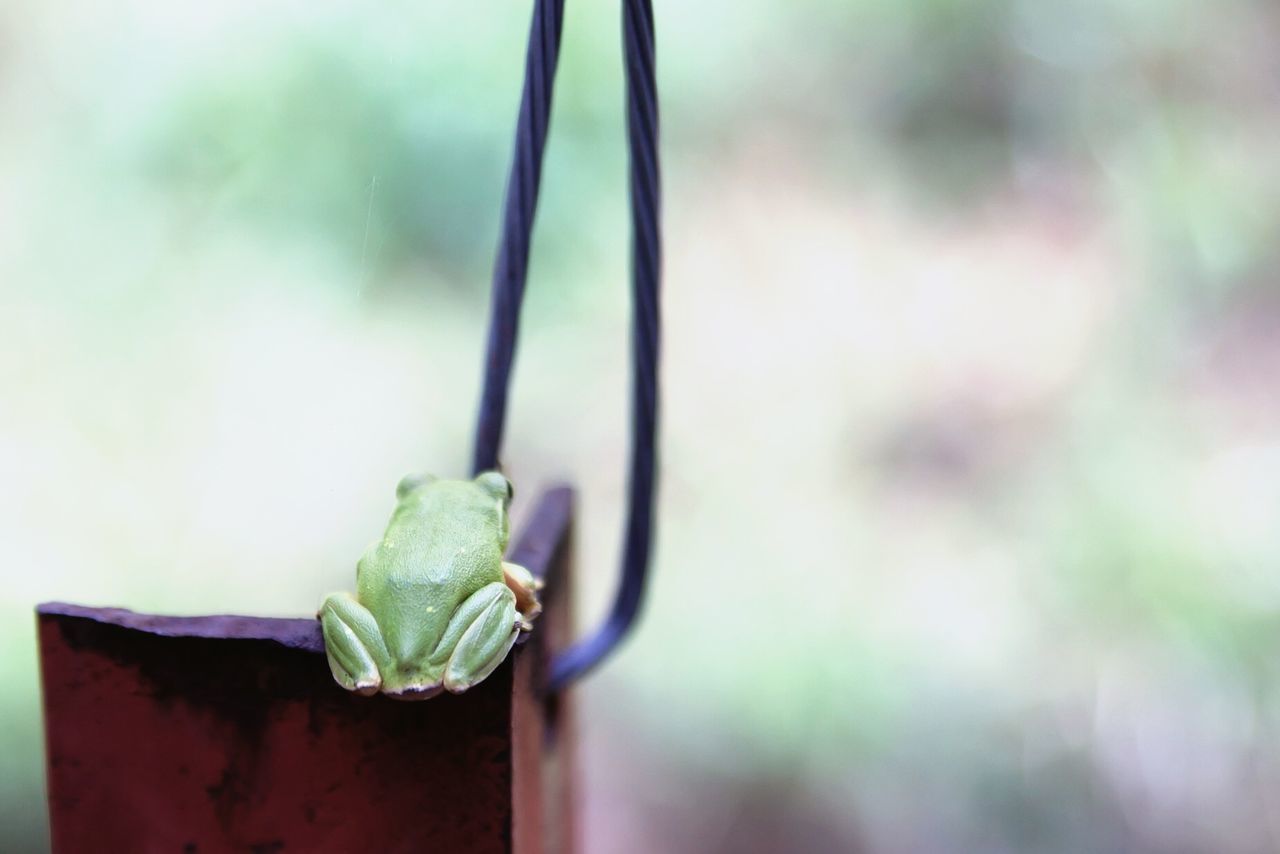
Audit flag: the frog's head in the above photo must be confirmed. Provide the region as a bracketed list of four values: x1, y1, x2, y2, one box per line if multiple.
[395, 473, 439, 500]
[473, 470, 515, 504]
[473, 470, 515, 544]
[395, 470, 515, 544]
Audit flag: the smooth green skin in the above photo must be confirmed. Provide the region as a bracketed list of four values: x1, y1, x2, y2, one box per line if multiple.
[319, 471, 540, 700]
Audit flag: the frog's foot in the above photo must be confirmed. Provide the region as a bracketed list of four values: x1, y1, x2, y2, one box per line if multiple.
[502, 560, 543, 626]
[319, 592, 392, 696]
[383, 682, 444, 702]
[428, 582, 522, 694]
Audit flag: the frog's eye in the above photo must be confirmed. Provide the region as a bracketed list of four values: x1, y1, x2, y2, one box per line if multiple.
[396, 473, 437, 499]
[475, 471, 514, 503]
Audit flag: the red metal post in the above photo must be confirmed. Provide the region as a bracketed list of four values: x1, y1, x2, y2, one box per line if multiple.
[38, 487, 575, 854]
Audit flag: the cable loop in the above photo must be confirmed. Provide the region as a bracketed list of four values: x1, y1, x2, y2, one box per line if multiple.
[472, 0, 661, 692]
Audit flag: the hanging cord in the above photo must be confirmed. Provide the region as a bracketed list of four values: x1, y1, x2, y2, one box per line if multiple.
[547, 0, 661, 690]
[472, 0, 566, 475]
[471, 0, 661, 691]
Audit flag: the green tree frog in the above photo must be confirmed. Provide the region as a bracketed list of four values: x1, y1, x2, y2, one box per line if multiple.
[318, 471, 542, 700]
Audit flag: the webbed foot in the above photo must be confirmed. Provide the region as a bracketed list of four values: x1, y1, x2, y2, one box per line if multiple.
[318, 592, 392, 696]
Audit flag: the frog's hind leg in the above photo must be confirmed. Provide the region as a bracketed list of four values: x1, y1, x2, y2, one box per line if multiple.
[319, 592, 392, 696]
[439, 583, 522, 694]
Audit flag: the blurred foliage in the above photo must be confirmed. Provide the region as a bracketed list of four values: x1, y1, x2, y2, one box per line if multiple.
[135, 13, 628, 288]
[3, 0, 1280, 851]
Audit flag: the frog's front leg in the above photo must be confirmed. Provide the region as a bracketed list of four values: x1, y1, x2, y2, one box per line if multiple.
[503, 561, 543, 623]
[428, 582, 523, 693]
[319, 592, 393, 696]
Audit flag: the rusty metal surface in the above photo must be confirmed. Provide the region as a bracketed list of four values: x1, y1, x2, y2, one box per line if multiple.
[510, 493, 577, 854]
[38, 486, 575, 854]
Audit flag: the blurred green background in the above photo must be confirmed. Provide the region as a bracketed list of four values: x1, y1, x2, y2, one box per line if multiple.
[4, 0, 1280, 850]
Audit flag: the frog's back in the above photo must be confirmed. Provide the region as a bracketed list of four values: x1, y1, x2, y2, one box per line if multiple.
[357, 478, 507, 664]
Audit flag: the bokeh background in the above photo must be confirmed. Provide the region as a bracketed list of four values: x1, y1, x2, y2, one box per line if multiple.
[4, 0, 1280, 851]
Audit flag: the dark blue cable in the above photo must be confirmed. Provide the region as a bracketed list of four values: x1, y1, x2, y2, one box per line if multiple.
[472, 0, 566, 477]
[473, 0, 661, 691]
[547, 0, 661, 691]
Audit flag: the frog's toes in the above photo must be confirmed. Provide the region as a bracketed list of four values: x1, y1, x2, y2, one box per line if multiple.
[502, 560, 537, 588]
[384, 682, 444, 702]
[326, 654, 382, 697]
[319, 591, 390, 697]
[442, 587, 521, 694]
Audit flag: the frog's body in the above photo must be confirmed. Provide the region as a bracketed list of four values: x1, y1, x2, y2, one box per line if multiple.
[319, 472, 542, 700]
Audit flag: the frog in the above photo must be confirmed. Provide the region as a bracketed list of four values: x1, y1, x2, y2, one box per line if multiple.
[318, 471, 542, 700]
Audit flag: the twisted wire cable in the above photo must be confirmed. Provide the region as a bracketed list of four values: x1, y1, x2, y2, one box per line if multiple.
[472, 0, 661, 690]
[547, 0, 661, 690]
[472, 0, 566, 476]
